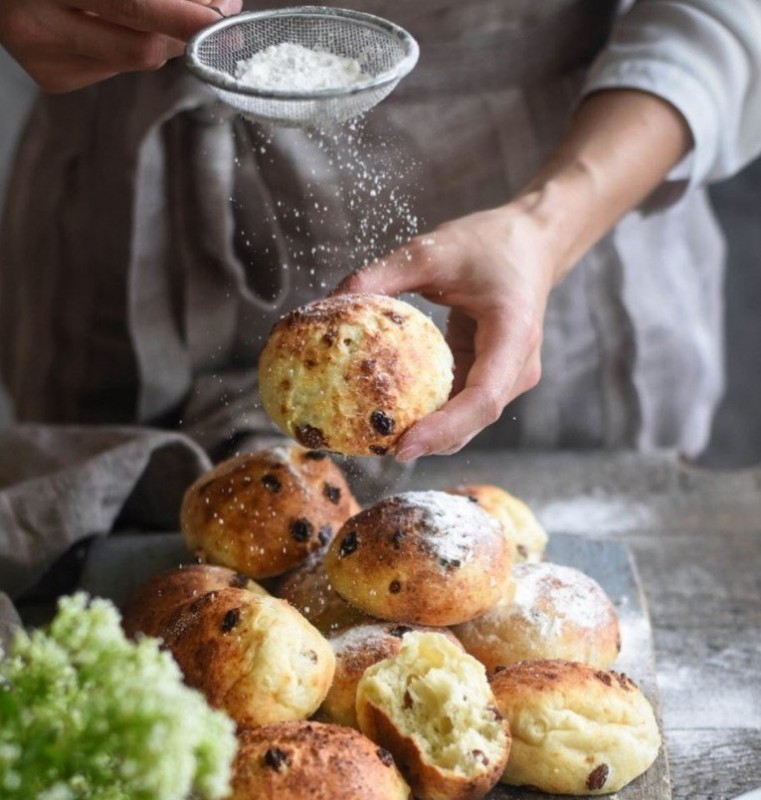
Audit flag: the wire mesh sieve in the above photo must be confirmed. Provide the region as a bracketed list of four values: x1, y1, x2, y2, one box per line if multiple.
[185, 6, 419, 128]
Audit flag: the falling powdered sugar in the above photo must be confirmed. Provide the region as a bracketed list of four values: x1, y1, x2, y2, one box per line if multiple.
[235, 43, 367, 92]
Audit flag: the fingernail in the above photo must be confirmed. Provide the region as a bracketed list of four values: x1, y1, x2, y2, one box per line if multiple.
[396, 445, 425, 463]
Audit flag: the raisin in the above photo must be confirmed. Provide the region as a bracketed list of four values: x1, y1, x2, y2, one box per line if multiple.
[467, 495, 479, 503]
[392, 529, 406, 549]
[339, 531, 358, 557]
[295, 425, 326, 449]
[472, 749, 490, 766]
[369, 445, 388, 456]
[229, 573, 249, 589]
[370, 410, 395, 436]
[318, 525, 333, 546]
[323, 483, 341, 504]
[377, 747, 395, 767]
[382, 310, 404, 325]
[261, 473, 282, 493]
[290, 518, 313, 542]
[439, 557, 461, 570]
[586, 764, 609, 791]
[388, 625, 413, 638]
[403, 691, 413, 709]
[389, 580, 402, 594]
[221, 608, 240, 633]
[264, 748, 291, 772]
[305, 450, 327, 461]
[596, 671, 613, 686]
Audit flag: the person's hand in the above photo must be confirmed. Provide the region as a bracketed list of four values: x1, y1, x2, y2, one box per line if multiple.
[0, 0, 242, 93]
[333, 203, 562, 461]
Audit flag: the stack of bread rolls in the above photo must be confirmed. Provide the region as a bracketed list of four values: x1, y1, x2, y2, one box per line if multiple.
[121, 295, 661, 800]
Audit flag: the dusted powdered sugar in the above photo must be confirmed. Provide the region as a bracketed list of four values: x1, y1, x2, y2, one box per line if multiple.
[512, 562, 613, 637]
[235, 43, 367, 92]
[395, 490, 503, 565]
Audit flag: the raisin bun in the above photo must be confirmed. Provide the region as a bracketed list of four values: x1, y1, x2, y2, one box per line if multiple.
[181, 445, 360, 579]
[326, 491, 512, 626]
[453, 562, 620, 671]
[258, 294, 453, 457]
[445, 484, 548, 563]
[122, 564, 267, 640]
[230, 722, 412, 800]
[318, 623, 463, 729]
[490, 660, 661, 795]
[356, 631, 510, 800]
[276, 555, 373, 635]
[158, 588, 335, 727]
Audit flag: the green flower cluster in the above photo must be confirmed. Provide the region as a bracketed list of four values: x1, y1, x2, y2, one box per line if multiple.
[0, 593, 237, 800]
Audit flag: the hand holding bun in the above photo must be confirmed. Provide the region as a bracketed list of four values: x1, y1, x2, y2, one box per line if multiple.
[230, 722, 412, 800]
[258, 294, 454, 456]
[356, 631, 511, 800]
[181, 445, 360, 579]
[490, 659, 661, 795]
[325, 491, 512, 626]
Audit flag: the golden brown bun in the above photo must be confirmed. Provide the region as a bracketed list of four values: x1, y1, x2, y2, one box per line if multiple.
[159, 588, 335, 727]
[276, 555, 374, 635]
[181, 445, 360, 579]
[230, 722, 412, 800]
[325, 491, 512, 626]
[318, 623, 462, 729]
[445, 484, 548, 563]
[258, 294, 453, 456]
[490, 659, 661, 795]
[453, 562, 620, 671]
[121, 563, 267, 640]
[356, 632, 510, 800]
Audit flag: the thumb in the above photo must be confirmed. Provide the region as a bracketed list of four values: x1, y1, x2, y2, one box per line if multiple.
[331, 237, 438, 298]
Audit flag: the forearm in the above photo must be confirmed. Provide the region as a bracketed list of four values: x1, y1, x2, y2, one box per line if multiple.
[514, 89, 692, 283]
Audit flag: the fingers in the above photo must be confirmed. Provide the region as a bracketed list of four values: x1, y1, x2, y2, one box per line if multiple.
[74, 0, 230, 41]
[332, 236, 442, 298]
[395, 312, 542, 461]
[24, 53, 118, 92]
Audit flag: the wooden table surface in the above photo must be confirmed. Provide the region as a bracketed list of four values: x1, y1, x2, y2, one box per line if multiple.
[402, 450, 761, 800]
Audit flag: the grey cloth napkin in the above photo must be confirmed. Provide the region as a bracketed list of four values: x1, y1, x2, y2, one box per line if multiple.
[0, 425, 211, 629]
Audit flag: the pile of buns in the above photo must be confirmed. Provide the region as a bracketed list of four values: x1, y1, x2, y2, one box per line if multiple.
[120, 442, 661, 800]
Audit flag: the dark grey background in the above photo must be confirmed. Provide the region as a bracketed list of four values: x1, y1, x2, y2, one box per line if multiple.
[1, 49, 759, 466]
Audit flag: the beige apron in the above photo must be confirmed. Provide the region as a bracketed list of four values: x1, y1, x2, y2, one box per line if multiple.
[0, 0, 725, 458]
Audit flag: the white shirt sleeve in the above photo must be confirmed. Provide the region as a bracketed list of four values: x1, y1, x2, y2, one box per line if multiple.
[584, 0, 761, 188]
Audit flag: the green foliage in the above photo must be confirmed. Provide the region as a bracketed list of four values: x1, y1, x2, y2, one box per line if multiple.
[0, 593, 237, 800]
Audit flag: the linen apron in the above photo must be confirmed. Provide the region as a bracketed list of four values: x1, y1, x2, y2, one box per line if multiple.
[0, 0, 725, 457]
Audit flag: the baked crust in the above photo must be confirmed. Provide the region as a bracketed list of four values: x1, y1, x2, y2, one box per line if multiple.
[181, 445, 360, 579]
[445, 484, 548, 563]
[230, 721, 412, 800]
[453, 562, 620, 671]
[326, 491, 512, 626]
[490, 659, 661, 795]
[158, 587, 335, 727]
[121, 563, 267, 640]
[258, 294, 453, 456]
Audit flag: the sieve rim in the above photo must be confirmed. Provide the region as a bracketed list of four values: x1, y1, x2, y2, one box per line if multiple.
[185, 5, 420, 101]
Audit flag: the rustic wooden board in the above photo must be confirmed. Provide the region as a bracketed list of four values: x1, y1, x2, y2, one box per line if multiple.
[79, 530, 670, 800]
